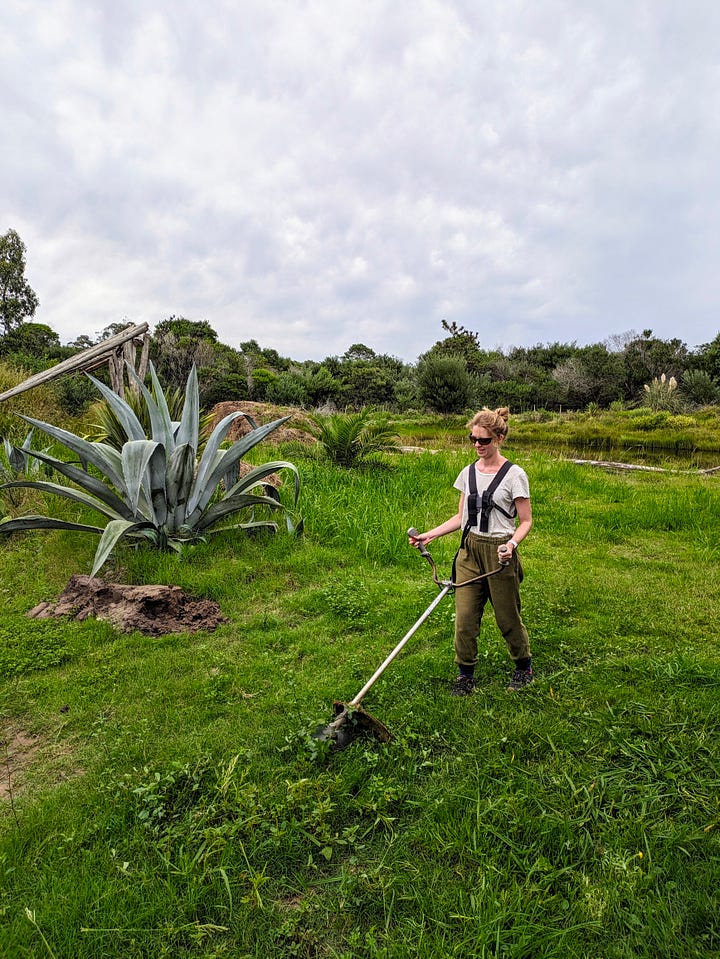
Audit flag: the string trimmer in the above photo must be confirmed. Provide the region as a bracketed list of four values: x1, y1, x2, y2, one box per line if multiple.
[312, 528, 508, 750]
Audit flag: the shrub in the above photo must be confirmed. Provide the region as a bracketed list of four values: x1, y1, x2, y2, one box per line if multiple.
[308, 408, 399, 468]
[416, 355, 471, 413]
[681, 369, 719, 407]
[643, 373, 684, 412]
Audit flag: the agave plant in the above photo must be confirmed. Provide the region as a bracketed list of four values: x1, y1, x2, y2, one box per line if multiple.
[0, 429, 53, 511]
[86, 379, 214, 452]
[0, 363, 301, 575]
[1, 430, 48, 479]
[308, 408, 399, 468]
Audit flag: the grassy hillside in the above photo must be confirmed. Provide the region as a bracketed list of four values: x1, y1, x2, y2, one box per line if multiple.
[1, 438, 719, 957]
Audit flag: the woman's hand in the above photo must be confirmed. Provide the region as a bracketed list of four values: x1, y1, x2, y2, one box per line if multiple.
[498, 541, 515, 564]
[408, 530, 431, 549]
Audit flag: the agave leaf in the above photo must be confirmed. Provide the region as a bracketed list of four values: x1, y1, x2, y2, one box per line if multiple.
[85, 373, 146, 442]
[7, 443, 26, 473]
[121, 440, 160, 515]
[187, 416, 291, 517]
[0, 515, 104, 535]
[20, 449, 135, 520]
[174, 365, 199, 452]
[147, 444, 168, 527]
[90, 518, 156, 577]
[196, 492, 282, 531]
[204, 520, 279, 537]
[188, 410, 248, 500]
[224, 461, 300, 506]
[149, 363, 176, 454]
[5, 429, 36, 472]
[165, 443, 196, 531]
[0, 481, 127, 521]
[126, 362, 174, 449]
[287, 515, 304, 535]
[17, 415, 126, 493]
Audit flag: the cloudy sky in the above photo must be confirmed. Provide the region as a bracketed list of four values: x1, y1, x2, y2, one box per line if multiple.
[3, 0, 719, 363]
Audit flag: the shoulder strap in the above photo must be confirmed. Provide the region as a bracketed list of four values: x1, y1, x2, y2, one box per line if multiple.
[478, 460, 515, 532]
[459, 462, 478, 550]
[460, 460, 514, 546]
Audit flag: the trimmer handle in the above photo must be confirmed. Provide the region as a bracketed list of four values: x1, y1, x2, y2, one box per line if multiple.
[407, 527, 432, 559]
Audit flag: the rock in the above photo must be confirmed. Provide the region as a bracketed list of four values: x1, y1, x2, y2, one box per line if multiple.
[27, 575, 226, 636]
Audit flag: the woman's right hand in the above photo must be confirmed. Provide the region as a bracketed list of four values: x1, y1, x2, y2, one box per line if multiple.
[408, 530, 431, 549]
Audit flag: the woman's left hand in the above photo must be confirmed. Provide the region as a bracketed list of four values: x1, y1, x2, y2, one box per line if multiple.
[498, 542, 513, 564]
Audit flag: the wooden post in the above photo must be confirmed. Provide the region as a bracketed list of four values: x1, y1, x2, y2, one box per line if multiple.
[0, 323, 150, 403]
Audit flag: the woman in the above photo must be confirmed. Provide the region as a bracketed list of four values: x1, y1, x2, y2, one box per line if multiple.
[409, 407, 533, 695]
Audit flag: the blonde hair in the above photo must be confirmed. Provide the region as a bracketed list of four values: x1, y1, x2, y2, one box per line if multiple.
[467, 407, 510, 440]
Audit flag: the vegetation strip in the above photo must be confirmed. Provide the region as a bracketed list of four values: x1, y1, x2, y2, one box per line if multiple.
[1, 438, 718, 958]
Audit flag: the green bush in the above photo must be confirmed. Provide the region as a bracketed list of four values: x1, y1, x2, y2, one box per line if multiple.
[416, 354, 471, 413]
[308, 408, 399, 467]
[53, 373, 98, 415]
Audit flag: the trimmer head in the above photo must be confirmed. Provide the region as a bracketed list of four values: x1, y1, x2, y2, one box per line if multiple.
[312, 701, 393, 751]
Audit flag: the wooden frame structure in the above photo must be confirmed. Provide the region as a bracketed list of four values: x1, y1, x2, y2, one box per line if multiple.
[0, 323, 150, 404]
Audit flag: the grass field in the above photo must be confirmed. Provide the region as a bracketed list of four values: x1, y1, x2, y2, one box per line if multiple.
[1, 440, 719, 958]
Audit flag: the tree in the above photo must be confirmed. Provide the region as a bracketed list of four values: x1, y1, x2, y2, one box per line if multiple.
[0, 321, 70, 374]
[0, 229, 39, 333]
[423, 321, 486, 374]
[416, 354, 472, 413]
[621, 330, 688, 398]
[99, 321, 137, 341]
[304, 365, 342, 407]
[693, 332, 720, 381]
[154, 317, 219, 342]
[151, 316, 228, 397]
[0, 322, 60, 358]
[343, 343, 377, 363]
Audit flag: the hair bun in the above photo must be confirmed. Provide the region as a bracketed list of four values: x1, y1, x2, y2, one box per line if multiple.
[495, 407, 510, 422]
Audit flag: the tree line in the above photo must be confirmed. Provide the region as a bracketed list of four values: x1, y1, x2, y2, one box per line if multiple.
[2, 228, 720, 415]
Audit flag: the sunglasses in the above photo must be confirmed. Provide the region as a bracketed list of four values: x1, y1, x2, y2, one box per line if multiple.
[468, 434, 493, 446]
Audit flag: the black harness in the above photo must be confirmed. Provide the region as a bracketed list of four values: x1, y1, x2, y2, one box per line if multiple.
[460, 459, 516, 549]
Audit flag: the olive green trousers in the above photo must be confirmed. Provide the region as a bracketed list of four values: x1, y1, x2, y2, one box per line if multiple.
[453, 532, 531, 667]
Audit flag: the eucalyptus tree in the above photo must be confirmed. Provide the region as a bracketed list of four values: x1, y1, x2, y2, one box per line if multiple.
[0, 229, 39, 334]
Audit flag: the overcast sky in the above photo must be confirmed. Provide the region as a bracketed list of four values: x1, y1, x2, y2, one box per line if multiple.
[3, 0, 719, 363]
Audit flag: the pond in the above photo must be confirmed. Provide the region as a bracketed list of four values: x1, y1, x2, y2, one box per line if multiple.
[508, 438, 720, 472]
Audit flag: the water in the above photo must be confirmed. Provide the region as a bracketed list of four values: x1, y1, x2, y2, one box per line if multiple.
[510, 439, 720, 472]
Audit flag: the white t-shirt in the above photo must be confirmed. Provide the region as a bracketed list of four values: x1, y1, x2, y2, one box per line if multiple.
[453, 461, 530, 537]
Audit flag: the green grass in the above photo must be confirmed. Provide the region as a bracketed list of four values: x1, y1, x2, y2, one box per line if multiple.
[1, 444, 719, 958]
[508, 406, 720, 462]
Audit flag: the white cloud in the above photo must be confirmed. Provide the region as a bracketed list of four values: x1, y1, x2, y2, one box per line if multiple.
[2, 0, 719, 362]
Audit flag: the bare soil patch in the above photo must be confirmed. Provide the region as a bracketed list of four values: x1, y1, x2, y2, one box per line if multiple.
[210, 401, 316, 446]
[1, 725, 42, 802]
[27, 576, 227, 636]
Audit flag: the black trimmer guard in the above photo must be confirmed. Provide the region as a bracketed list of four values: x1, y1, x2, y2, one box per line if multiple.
[312, 701, 392, 751]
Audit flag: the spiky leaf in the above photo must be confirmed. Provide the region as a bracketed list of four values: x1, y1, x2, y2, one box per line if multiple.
[0, 515, 104, 535]
[121, 440, 160, 514]
[86, 373, 146, 442]
[90, 519, 156, 577]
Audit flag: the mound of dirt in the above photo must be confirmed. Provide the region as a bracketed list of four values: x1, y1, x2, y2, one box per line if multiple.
[210, 401, 317, 446]
[27, 575, 227, 636]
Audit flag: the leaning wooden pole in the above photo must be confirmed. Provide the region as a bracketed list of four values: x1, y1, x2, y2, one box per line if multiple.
[0, 322, 149, 403]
